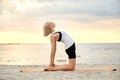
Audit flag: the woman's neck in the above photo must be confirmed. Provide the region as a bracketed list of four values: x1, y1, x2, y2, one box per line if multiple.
[51, 29, 55, 32]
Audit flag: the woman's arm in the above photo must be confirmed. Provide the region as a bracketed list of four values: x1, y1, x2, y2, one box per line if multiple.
[49, 34, 57, 66]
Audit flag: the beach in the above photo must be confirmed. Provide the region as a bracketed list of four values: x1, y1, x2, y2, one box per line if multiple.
[0, 64, 120, 80]
[0, 43, 120, 80]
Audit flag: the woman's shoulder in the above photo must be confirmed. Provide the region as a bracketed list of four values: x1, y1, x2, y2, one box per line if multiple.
[50, 32, 59, 39]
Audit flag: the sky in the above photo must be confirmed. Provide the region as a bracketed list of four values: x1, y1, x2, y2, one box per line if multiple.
[0, 0, 120, 43]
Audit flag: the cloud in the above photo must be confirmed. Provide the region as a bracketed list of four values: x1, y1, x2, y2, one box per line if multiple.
[0, 0, 3, 14]
[0, 0, 17, 15]
[0, 0, 120, 32]
[0, 0, 120, 43]
[34, 0, 120, 16]
[0, 0, 120, 18]
[22, 0, 120, 22]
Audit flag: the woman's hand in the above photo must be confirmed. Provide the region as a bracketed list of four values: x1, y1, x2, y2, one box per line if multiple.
[44, 64, 55, 71]
[49, 64, 56, 67]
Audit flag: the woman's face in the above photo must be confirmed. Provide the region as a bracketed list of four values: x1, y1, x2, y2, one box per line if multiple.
[49, 22, 56, 31]
[51, 22, 56, 28]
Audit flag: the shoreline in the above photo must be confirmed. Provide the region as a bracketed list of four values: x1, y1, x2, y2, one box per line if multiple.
[0, 64, 120, 80]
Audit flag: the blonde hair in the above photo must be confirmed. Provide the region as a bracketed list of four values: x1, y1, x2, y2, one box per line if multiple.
[43, 21, 52, 37]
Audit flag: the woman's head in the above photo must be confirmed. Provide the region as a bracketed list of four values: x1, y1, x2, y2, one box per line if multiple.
[43, 21, 56, 37]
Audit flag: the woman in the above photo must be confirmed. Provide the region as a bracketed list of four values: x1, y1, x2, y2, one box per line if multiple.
[43, 21, 76, 71]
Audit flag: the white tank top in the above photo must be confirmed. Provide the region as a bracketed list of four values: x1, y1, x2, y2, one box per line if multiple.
[52, 31, 74, 49]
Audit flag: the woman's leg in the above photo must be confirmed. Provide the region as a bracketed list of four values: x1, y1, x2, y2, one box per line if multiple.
[44, 59, 76, 71]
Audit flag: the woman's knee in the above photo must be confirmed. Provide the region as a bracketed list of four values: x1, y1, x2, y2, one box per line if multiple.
[68, 66, 75, 71]
[68, 59, 76, 71]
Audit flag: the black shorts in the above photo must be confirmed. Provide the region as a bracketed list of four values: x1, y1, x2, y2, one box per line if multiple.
[65, 43, 76, 59]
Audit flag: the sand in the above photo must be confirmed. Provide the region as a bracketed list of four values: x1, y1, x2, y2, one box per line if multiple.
[0, 64, 120, 80]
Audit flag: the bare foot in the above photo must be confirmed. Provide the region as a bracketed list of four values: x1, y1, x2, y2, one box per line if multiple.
[44, 67, 54, 71]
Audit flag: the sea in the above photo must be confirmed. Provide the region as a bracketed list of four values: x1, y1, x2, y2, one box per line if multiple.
[0, 43, 120, 65]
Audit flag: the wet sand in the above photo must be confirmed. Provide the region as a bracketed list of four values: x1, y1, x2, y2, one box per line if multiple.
[0, 64, 120, 80]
